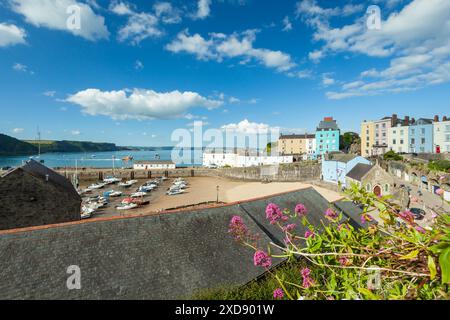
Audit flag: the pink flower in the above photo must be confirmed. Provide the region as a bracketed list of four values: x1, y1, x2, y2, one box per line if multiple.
[273, 288, 284, 299]
[399, 210, 415, 224]
[283, 223, 297, 232]
[301, 268, 314, 289]
[325, 208, 338, 221]
[304, 230, 315, 239]
[228, 216, 249, 241]
[339, 256, 350, 266]
[254, 250, 272, 268]
[265, 203, 287, 224]
[295, 203, 308, 216]
[360, 214, 373, 225]
[436, 188, 444, 196]
[415, 225, 426, 234]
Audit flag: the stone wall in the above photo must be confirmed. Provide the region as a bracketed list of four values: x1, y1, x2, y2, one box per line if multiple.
[58, 163, 321, 183]
[0, 170, 81, 230]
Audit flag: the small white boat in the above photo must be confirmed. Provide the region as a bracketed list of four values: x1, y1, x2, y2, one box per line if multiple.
[116, 203, 138, 210]
[109, 191, 122, 197]
[139, 185, 155, 192]
[87, 183, 106, 190]
[81, 206, 95, 219]
[131, 192, 147, 198]
[118, 182, 133, 188]
[127, 180, 138, 185]
[167, 189, 185, 196]
[103, 177, 121, 184]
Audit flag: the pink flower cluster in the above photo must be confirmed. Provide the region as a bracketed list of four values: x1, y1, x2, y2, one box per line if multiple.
[265, 203, 288, 224]
[304, 230, 315, 239]
[325, 208, 338, 221]
[254, 250, 272, 268]
[399, 210, 415, 224]
[273, 288, 284, 299]
[338, 256, 350, 266]
[228, 216, 249, 241]
[301, 268, 314, 289]
[295, 203, 308, 216]
[282, 223, 297, 233]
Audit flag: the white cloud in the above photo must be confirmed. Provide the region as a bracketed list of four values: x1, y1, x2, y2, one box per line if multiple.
[0, 23, 26, 47]
[12, 128, 24, 133]
[282, 16, 293, 32]
[153, 2, 182, 24]
[43, 90, 56, 97]
[229, 96, 240, 103]
[194, 0, 212, 20]
[71, 130, 81, 135]
[10, 0, 109, 41]
[66, 88, 224, 120]
[166, 29, 296, 72]
[298, 0, 450, 99]
[221, 119, 279, 134]
[134, 60, 144, 70]
[12, 62, 28, 72]
[322, 73, 335, 86]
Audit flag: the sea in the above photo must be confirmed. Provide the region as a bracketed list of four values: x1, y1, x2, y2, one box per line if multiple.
[0, 148, 204, 169]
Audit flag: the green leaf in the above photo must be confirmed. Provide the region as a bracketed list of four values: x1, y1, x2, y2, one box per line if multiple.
[357, 288, 379, 300]
[439, 247, 450, 284]
[399, 249, 419, 260]
[428, 255, 437, 280]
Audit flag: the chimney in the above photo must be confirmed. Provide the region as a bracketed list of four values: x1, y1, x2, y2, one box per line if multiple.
[411, 118, 416, 124]
[391, 114, 398, 126]
[324, 117, 333, 122]
[434, 115, 439, 122]
[404, 116, 410, 125]
[443, 116, 448, 122]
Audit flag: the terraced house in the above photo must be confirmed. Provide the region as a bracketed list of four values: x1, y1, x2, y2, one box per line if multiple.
[278, 134, 316, 160]
[433, 116, 450, 153]
[361, 114, 404, 157]
[316, 117, 340, 157]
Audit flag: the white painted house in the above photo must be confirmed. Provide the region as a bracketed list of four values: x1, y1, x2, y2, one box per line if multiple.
[133, 160, 176, 170]
[203, 150, 293, 168]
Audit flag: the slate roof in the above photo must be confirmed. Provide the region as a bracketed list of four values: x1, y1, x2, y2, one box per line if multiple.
[279, 134, 315, 140]
[346, 163, 374, 182]
[0, 187, 362, 300]
[1, 159, 79, 198]
[317, 119, 339, 131]
[326, 153, 359, 163]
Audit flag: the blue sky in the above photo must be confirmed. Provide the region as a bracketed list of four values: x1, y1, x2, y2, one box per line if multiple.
[0, 0, 449, 146]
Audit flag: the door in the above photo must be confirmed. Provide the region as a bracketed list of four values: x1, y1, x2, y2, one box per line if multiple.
[373, 185, 382, 197]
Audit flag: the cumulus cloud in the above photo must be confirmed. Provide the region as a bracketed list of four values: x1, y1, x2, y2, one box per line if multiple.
[10, 0, 109, 41]
[71, 130, 81, 135]
[66, 88, 224, 120]
[12, 128, 24, 133]
[297, 0, 450, 99]
[0, 23, 26, 47]
[110, 1, 182, 45]
[221, 119, 279, 134]
[166, 29, 296, 72]
[282, 16, 293, 32]
[194, 0, 212, 20]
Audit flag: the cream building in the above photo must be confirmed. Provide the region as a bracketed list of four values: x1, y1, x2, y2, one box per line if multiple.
[360, 121, 375, 157]
[278, 134, 316, 158]
[361, 114, 405, 156]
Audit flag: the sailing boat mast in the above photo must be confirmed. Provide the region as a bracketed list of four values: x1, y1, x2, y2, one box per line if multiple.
[37, 126, 41, 158]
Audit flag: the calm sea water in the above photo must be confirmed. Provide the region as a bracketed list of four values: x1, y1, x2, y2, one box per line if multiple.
[0, 149, 203, 169]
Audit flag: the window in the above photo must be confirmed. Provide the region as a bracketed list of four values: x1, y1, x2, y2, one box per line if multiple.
[400, 139, 404, 144]
[366, 143, 369, 147]
[411, 129, 415, 134]
[382, 133, 386, 137]
[384, 184, 389, 192]
[421, 138, 425, 144]
[393, 139, 396, 145]
[366, 130, 369, 134]
[400, 130, 404, 135]
[393, 130, 396, 134]
[421, 128, 425, 135]
[411, 138, 415, 144]
[366, 184, 371, 191]
[382, 123, 386, 128]
[376, 124, 379, 129]
[446, 134, 450, 142]
[445, 125, 450, 132]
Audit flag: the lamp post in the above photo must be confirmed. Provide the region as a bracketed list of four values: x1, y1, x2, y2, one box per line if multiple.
[216, 185, 219, 204]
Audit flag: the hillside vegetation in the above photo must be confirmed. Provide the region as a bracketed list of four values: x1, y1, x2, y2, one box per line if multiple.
[25, 140, 126, 153]
[0, 134, 38, 156]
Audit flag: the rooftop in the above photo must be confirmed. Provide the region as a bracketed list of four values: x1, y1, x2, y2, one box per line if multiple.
[346, 163, 374, 181]
[279, 134, 315, 140]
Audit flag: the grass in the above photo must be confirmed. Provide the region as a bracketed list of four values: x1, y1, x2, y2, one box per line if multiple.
[191, 260, 305, 300]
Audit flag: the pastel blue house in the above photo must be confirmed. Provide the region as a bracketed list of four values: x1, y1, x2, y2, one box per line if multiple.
[408, 118, 434, 153]
[321, 154, 372, 186]
[316, 117, 340, 157]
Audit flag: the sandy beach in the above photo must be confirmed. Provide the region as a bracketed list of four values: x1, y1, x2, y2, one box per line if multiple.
[84, 176, 344, 218]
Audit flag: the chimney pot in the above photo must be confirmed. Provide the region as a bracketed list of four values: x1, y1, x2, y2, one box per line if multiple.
[443, 116, 448, 121]
[434, 115, 439, 122]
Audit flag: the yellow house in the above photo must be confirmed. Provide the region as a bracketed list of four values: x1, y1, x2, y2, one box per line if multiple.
[360, 121, 375, 157]
[278, 134, 315, 156]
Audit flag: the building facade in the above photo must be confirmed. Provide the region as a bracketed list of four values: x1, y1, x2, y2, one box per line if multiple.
[316, 117, 340, 157]
[361, 114, 405, 156]
[321, 154, 371, 186]
[346, 163, 394, 197]
[133, 161, 176, 170]
[278, 134, 316, 158]
[361, 120, 375, 157]
[203, 150, 293, 168]
[433, 116, 450, 153]
[408, 118, 434, 153]
[0, 160, 81, 231]
[389, 123, 410, 153]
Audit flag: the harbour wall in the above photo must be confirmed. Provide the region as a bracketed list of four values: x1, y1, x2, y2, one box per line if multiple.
[57, 163, 321, 183]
